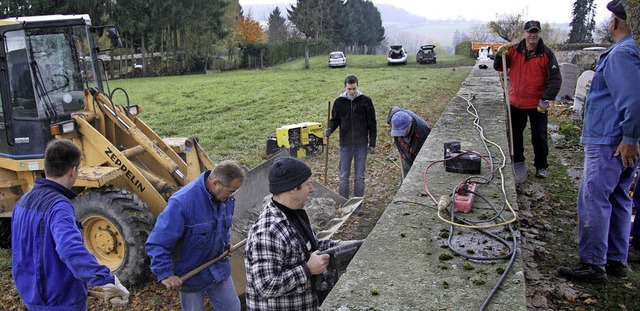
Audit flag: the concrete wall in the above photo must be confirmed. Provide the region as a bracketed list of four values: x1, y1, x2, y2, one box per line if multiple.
[320, 61, 526, 311]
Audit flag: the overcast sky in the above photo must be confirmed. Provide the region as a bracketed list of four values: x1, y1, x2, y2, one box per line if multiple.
[239, 0, 612, 24]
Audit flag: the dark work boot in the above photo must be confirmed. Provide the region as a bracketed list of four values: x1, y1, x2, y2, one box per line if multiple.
[558, 262, 607, 283]
[606, 260, 631, 277]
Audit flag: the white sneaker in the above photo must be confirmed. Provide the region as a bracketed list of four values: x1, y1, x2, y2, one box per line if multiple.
[513, 162, 527, 183]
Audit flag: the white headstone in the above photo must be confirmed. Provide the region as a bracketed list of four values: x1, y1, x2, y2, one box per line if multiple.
[478, 47, 489, 60]
[573, 70, 594, 119]
[558, 63, 581, 100]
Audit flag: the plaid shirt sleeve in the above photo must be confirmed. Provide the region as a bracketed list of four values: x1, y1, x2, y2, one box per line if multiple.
[245, 204, 318, 310]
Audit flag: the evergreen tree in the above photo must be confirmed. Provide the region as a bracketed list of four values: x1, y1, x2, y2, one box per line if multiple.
[567, 0, 596, 43]
[347, 0, 385, 54]
[267, 7, 289, 42]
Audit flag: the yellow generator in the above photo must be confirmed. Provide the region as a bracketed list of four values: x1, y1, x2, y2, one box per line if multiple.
[275, 122, 325, 158]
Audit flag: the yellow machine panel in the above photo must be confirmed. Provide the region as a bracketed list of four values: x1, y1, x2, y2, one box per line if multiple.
[275, 122, 325, 158]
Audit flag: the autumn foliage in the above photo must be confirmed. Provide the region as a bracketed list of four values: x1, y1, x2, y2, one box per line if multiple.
[233, 15, 267, 44]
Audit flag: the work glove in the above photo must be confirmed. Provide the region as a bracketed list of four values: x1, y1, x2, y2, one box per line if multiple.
[324, 129, 331, 137]
[496, 43, 513, 57]
[368, 147, 375, 154]
[100, 276, 130, 307]
[537, 100, 550, 113]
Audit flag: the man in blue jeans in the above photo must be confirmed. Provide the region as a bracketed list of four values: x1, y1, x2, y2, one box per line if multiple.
[558, 0, 640, 282]
[146, 160, 245, 311]
[324, 74, 377, 199]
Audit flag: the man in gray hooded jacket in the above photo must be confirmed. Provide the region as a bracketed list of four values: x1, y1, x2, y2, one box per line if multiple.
[324, 74, 377, 199]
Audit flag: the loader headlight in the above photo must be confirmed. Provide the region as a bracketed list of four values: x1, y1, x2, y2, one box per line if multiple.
[50, 120, 76, 135]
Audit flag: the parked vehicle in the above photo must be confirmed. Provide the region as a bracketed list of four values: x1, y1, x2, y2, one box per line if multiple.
[328, 51, 347, 68]
[387, 45, 407, 65]
[416, 45, 436, 64]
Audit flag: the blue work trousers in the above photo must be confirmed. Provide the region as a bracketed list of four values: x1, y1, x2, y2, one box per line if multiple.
[338, 146, 368, 198]
[577, 144, 638, 265]
[179, 276, 240, 311]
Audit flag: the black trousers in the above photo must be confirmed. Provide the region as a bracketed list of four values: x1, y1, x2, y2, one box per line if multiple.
[510, 106, 548, 169]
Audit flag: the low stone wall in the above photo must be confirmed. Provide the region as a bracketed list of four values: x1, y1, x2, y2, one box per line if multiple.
[320, 61, 526, 311]
[555, 49, 606, 71]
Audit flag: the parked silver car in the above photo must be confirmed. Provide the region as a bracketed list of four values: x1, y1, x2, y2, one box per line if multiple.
[328, 51, 347, 68]
[387, 45, 407, 65]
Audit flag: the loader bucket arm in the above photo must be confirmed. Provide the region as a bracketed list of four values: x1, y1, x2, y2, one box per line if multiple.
[87, 89, 187, 185]
[52, 88, 217, 215]
[71, 116, 169, 215]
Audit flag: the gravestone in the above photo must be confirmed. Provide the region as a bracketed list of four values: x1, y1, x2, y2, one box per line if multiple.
[558, 63, 580, 100]
[478, 47, 489, 60]
[573, 70, 594, 120]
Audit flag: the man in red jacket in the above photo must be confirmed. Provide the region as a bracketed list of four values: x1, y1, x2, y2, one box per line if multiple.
[494, 20, 562, 182]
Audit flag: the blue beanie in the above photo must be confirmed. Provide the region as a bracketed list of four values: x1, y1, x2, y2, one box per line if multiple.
[269, 157, 312, 193]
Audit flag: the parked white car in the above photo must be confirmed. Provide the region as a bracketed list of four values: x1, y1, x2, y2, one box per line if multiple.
[387, 45, 407, 65]
[328, 51, 347, 68]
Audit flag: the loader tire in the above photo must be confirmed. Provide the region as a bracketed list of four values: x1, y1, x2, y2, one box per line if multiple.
[74, 187, 154, 287]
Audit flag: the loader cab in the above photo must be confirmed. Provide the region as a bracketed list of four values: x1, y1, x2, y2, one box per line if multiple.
[0, 15, 100, 159]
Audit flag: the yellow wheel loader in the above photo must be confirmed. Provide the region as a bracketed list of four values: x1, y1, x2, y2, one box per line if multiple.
[0, 14, 361, 291]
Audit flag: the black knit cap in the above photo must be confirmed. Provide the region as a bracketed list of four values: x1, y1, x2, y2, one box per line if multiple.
[269, 157, 312, 193]
[607, 0, 627, 20]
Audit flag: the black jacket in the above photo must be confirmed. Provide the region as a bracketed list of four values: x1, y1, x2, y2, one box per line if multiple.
[327, 92, 377, 148]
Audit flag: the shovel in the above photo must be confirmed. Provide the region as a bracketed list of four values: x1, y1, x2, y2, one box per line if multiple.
[180, 239, 246, 282]
[500, 53, 517, 179]
[324, 101, 331, 186]
[88, 239, 247, 299]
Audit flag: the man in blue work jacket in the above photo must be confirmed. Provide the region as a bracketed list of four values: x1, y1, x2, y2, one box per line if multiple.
[559, 0, 640, 283]
[12, 139, 129, 310]
[146, 160, 245, 311]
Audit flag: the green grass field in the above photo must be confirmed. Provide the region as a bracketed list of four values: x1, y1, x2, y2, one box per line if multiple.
[108, 54, 474, 167]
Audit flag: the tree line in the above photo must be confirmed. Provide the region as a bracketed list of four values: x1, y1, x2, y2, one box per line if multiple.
[2, 0, 385, 73]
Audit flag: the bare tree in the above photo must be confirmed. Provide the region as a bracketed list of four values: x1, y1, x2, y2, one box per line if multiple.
[469, 24, 501, 42]
[452, 30, 470, 47]
[593, 18, 614, 43]
[488, 13, 524, 42]
[541, 23, 570, 46]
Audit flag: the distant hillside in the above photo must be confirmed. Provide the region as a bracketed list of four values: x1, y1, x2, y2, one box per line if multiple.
[240, 3, 568, 54]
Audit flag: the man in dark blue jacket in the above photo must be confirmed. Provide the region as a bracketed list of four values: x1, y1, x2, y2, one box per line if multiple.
[12, 139, 129, 310]
[558, 0, 640, 283]
[324, 74, 377, 199]
[146, 160, 245, 310]
[390, 110, 431, 177]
